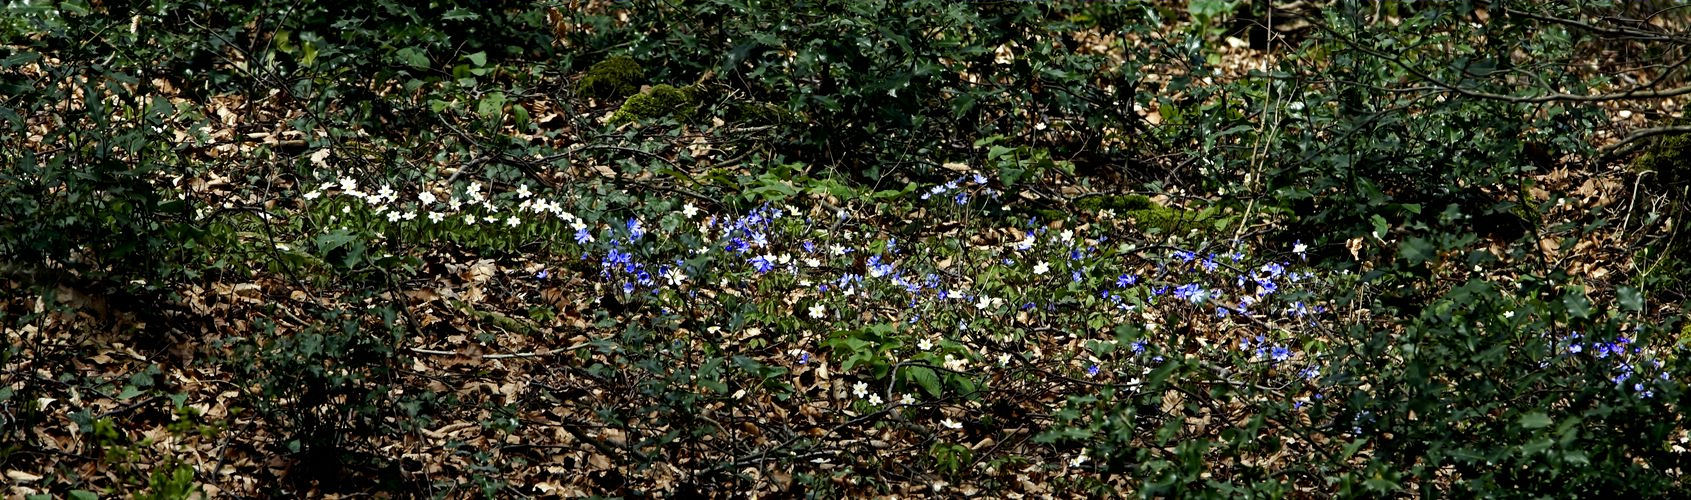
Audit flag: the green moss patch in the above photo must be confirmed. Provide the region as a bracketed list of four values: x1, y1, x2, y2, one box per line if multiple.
[609, 84, 698, 125]
[576, 55, 645, 102]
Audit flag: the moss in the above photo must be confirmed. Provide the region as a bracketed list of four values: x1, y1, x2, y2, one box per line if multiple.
[576, 55, 644, 102]
[609, 84, 698, 125]
[1074, 194, 1156, 213]
[1632, 133, 1691, 190]
[730, 101, 797, 125]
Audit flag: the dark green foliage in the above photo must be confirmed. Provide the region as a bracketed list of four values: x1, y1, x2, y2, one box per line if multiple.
[576, 55, 645, 102]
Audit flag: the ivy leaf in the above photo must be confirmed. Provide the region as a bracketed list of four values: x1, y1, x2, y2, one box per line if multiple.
[1399, 236, 1435, 266]
[1617, 286, 1643, 313]
[1519, 411, 1553, 429]
[1563, 287, 1593, 319]
[395, 46, 429, 68]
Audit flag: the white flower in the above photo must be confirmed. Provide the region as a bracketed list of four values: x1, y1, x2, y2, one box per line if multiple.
[402, 211, 417, 221]
[303, 190, 322, 200]
[506, 215, 521, 227]
[901, 393, 916, 405]
[867, 394, 883, 406]
[804, 258, 821, 268]
[1070, 452, 1089, 468]
[464, 214, 478, 225]
[940, 418, 962, 430]
[428, 211, 445, 223]
[419, 190, 437, 205]
[975, 295, 993, 310]
[375, 184, 396, 204]
[448, 197, 463, 211]
[830, 244, 847, 256]
[1060, 229, 1074, 242]
[665, 267, 687, 286]
[943, 354, 967, 371]
[1033, 261, 1050, 275]
[386, 211, 402, 222]
[1503, 310, 1515, 319]
[339, 176, 357, 192]
[918, 338, 934, 351]
[852, 381, 869, 399]
[808, 303, 826, 319]
[682, 202, 699, 218]
[1293, 241, 1307, 254]
[516, 183, 532, 199]
[998, 352, 1012, 366]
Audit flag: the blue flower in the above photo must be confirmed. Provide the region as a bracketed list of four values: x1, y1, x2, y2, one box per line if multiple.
[1086, 364, 1100, 377]
[1116, 274, 1138, 287]
[575, 227, 593, 244]
[621, 282, 635, 294]
[1130, 340, 1146, 353]
[749, 255, 775, 273]
[972, 173, 988, 185]
[1270, 346, 1291, 361]
[627, 218, 644, 240]
[535, 269, 549, 280]
[1173, 283, 1205, 303]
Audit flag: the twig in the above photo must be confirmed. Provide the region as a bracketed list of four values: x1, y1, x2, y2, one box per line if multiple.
[406, 342, 589, 360]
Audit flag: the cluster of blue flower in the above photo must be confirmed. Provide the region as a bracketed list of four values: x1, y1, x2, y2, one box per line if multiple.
[1562, 332, 1668, 398]
[532, 175, 1341, 411]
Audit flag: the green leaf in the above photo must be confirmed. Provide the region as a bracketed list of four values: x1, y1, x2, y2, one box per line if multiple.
[1, 51, 40, 68]
[442, 8, 481, 21]
[1519, 411, 1553, 429]
[477, 92, 506, 119]
[69, 491, 99, 500]
[1399, 237, 1435, 266]
[467, 51, 488, 67]
[907, 366, 942, 397]
[1370, 214, 1390, 239]
[1563, 288, 1592, 319]
[117, 385, 143, 400]
[395, 46, 429, 68]
[1617, 286, 1643, 312]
